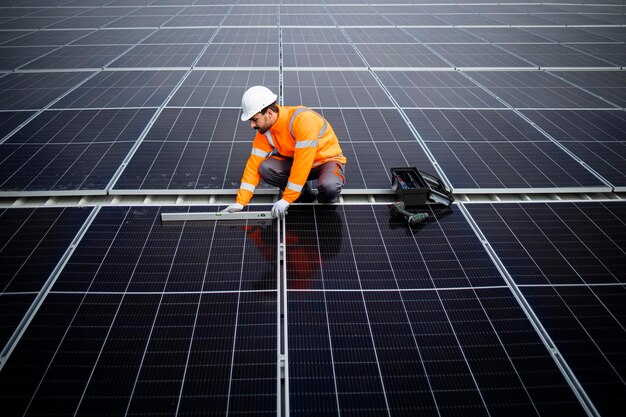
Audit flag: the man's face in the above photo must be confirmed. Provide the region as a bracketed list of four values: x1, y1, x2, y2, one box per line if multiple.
[249, 110, 273, 134]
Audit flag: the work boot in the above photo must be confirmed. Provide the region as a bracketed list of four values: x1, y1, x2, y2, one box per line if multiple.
[295, 183, 317, 203]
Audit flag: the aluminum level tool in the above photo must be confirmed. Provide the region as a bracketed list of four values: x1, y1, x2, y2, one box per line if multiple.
[161, 211, 273, 222]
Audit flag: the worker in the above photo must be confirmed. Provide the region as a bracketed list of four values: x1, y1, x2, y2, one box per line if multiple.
[222, 86, 346, 219]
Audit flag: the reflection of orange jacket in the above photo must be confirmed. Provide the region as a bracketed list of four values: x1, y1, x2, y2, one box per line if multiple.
[244, 225, 320, 290]
[236, 105, 346, 205]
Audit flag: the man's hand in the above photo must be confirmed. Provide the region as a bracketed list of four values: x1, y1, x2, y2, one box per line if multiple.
[222, 203, 244, 213]
[271, 199, 289, 219]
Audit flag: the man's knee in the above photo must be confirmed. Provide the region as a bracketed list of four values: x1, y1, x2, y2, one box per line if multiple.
[259, 158, 289, 186]
[317, 179, 343, 203]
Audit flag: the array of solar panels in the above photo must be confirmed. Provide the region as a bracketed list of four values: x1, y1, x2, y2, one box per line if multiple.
[0, 0, 625, 195]
[1, 202, 624, 416]
[1, 1, 625, 417]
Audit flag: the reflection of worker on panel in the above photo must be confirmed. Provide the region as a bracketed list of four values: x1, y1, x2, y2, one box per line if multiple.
[245, 207, 343, 290]
[223, 86, 347, 219]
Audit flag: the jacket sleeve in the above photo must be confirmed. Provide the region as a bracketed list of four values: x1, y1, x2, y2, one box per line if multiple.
[236, 134, 273, 206]
[282, 112, 320, 203]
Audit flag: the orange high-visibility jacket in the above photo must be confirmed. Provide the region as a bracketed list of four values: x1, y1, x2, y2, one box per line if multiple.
[236, 105, 346, 205]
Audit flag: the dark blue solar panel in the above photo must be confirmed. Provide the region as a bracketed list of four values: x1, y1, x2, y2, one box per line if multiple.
[321, 109, 436, 189]
[0, 109, 154, 193]
[197, 43, 279, 68]
[108, 44, 204, 68]
[0, 291, 277, 417]
[553, 71, 626, 107]
[0, 111, 35, 139]
[466, 71, 615, 109]
[51, 70, 186, 109]
[0, 72, 93, 110]
[522, 110, 626, 188]
[169, 70, 279, 108]
[289, 288, 588, 417]
[406, 109, 608, 191]
[376, 71, 503, 108]
[0, 206, 92, 293]
[0, 206, 91, 347]
[521, 285, 626, 417]
[3, 29, 91, 46]
[21, 45, 130, 70]
[466, 202, 626, 286]
[283, 71, 393, 108]
[498, 44, 616, 69]
[286, 205, 504, 290]
[0, 46, 55, 70]
[113, 111, 257, 191]
[72, 29, 155, 45]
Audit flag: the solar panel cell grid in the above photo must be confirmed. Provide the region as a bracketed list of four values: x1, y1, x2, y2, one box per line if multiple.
[108, 43, 204, 68]
[0, 111, 36, 139]
[197, 43, 278, 68]
[283, 43, 365, 69]
[283, 71, 392, 108]
[22, 45, 130, 70]
[169, 70, 279, 108]
[376, 71, 503, 108]
[72, 28, 155, 45]
[51, 70, 185, 109]
[466, 71, 615, 109]
[356, 44, 450, 69]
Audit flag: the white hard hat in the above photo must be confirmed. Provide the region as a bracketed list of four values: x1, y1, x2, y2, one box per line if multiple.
[240, 86, 277, 121]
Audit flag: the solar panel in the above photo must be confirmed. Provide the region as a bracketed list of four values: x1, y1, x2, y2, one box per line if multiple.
[489, 13, 558, 26]
[0, 111, 35, 139]
[108, 44, 204, 68]
[333, 14, 393, 26]
[356, 44, 450, 69]
[112, 108, 256, 192]
[0, 46, 55, 70]
[169, 70, 279, 108]
[522, 110, 626, 189]
[282, 28, 348, 44]
[283, 70, 393, 108]
[0, 205, 278, 417]
[197, 43, 278, 69]
[581, 27, 626, 42]
[465, 71, 615, 109]
[4, 29, 92, 46]
[286, 204, 588, 417]
[0, 109, 155, 194]
[280, 14, 335, 27]
[463, 27, 549, 44]
[539, 13, 614, 26]
[406, 109, 609, 192]
[522, 27, 617, 43]
[141, 28, 217, 44]
[52, 70, 186, 109]
[567, 43, 626, 68]
[520, 285, 626, 417]
[343, 27, 415, 44]
[465, 201, 626, 417]
[72, 28, 156, 45]
[0, 30, 31, 45]
[222, 14, 277, 27]
[553, 71, 626, 107]
[106, 15, 172, 28]
[405, 28, 485, 44]
[376, 71, 503, 108]
[427, 44, 534, 69]
[497, 44, 616, 69]
[22, 45, 130, 70]
[163, 14, 224, 27]
[436, 13, 503, 26]
[383, 14, 448, 26]
[283, 43, 365, 69]
[212, 27, 279, 44]
[0, 17, 65, 30]
[0, 72, 93, 110]
[321, 108, 436, 189]
[45, 16, 120, 30]
[0, 206, 92, 347]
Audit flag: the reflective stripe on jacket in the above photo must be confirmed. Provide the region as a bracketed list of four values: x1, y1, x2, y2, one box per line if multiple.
[236, 105, 346, 205]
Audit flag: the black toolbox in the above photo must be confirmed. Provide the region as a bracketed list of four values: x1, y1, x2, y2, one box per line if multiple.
[390, 167, 454, 208]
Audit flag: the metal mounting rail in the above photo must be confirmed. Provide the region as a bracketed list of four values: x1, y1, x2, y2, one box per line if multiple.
[161, 211, 273, 222]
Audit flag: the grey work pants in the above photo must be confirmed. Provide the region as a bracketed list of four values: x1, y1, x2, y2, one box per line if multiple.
[258, 157, 345, 203]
